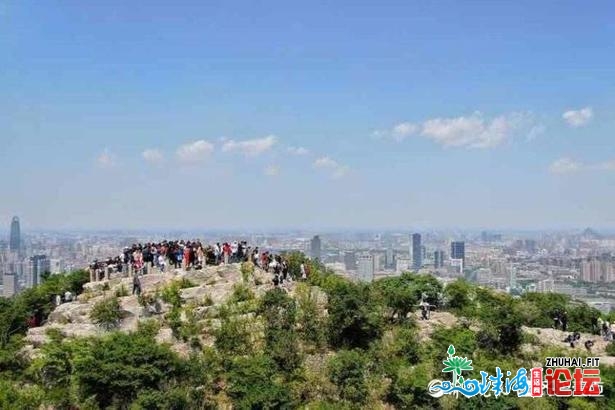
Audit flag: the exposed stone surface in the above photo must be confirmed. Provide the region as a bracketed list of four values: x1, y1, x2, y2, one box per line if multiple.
[24, 263, 615, 367]
[24, 263, 280, 357]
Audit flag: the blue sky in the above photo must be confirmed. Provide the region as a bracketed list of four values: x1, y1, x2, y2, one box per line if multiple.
[1, 1, 615, 230]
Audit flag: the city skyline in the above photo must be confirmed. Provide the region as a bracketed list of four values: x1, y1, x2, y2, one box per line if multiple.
[2, 2, 615, 230]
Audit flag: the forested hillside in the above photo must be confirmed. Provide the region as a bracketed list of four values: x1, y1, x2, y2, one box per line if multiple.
[1, 253, 614, 409]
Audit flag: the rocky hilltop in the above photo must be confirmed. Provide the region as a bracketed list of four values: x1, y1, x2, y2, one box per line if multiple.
[24, 263, 615, 367]
[25, 263, 289, 357]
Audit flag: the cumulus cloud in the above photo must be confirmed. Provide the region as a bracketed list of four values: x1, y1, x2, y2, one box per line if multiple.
[96, 149, 116, 168]
[176, 140, 214, 163]
[562, 107, 593, 127]
[313, 156, 349, 179]
[421, 112, 531, 149]
[222, 135, 277, 157]
[142, 148, 164, 164]
[264, 164, 280, 177]
[372, 122, 418, 142]
[287, 146, 310, 156]
[375, 112, 537, 148]
[549, 157, 582, 174]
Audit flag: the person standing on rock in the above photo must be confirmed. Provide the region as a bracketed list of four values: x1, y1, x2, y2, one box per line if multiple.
[158, 254, 166, 272]
[223, 243, 231, 265]
[561, 311, 568, 332]
[133, 274, 142, 296]
[300, 262, 307, 280]
[282, 260, 289, 282]
[197, 245, 205, 269]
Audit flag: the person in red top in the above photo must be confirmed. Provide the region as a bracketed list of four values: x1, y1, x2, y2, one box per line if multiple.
[223, 243, 231, 265]
[184, 246, 191, 270]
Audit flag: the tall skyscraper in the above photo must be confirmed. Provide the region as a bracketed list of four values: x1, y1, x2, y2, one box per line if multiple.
[357, 254, 374, 282]
[412, 233, 422, 270]
[450, 241, 465, 274]
[450, 241, 465, 261]
[9, 216, 21, 254]
[434, 250, 445, 268]
[343, 251, 356, 271]
[310, 235, 322, 260]
[28, 255, 50, 288]
[385, 247, 394, 269]
[2, 272, 17, 297]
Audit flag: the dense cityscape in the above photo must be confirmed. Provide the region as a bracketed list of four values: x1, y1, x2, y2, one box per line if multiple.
[3, 215, 614, 314]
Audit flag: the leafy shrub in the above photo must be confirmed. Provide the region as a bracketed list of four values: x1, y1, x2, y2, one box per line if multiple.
[259, 289, 301, 372]
[161, 282, 182, 308]
[90, 297, 122, 330]
[240, 261, 255, 283]
[114, 284, 129, 297]
[177, 277, 196, 289]
[214, 315, 254, 357]
[229, 283, 254, 304]
[326, 280, 383, 349]
[201, 294, 214, 306]
[296, 283, 326, 350]
[227, 355, 293, 409]
[328, 350, 369, 405]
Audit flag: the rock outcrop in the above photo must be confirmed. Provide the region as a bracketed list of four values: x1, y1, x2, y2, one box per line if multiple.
[24, 263, 282, 356]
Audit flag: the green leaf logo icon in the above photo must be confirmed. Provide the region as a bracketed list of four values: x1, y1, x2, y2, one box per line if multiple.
[447, 345, 455, 356]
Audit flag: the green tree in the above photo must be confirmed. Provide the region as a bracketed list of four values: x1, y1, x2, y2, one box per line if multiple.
[259, 289, 301, 372]
[90, 296, 123, 330]
[72, 331, 184, 408]
[326, 281, 383, 349]
[295, 283, 326, 350]
[444, 279, 473, 312]
[328, 350, 369, 405]
[227, 354, 293, 409]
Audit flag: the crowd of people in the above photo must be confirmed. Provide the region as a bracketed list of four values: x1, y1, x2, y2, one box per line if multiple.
[88, 239, 309, 289]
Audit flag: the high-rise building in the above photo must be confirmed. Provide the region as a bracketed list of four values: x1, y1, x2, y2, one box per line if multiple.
[310, 235, 322, 260]
[434, 250, 445, 268]
[357, 254, 374, 282]
[2, 272, 17, 297]
[450, 241, 465, 261]
[373, 253, 383, 271]
[385, 247, 394, 269]
[343, 251, 356, 271]
[450, 241, 465, 274]
[28, 255, 50, 288]
[412, 233, 422, 270]
[9, 216, 21, 254]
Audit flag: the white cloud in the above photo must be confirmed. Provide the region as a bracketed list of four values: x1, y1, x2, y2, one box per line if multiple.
[526, 124, 546, 141]
[222, 135, 277, 157]
[313, 156, 349, 179]
[549, 157, 582, 174]
[562, 107, 593, 127]
[596, 160, 615, 171]
[176, 140, 214, 163]
[313, 157, 339, 168]
[372, 122, 418, 142]
[264, 164, 280, 177]
[96, 149, 115, 168]
[421, 112, 530, 149]
[392, 122, 418, 141]
[287, 146, 309, 156]
[142, 148, 164, 164]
